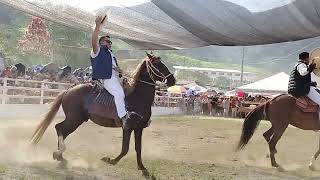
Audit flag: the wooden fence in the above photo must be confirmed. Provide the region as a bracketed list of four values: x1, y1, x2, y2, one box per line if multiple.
[0, 78, 183, 107]
[0, 78, 72, 104]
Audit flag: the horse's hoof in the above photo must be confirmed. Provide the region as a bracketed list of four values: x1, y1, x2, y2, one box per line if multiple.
[276, 166, 285, 172]
[53, 151, 62, 161]
[138, 166, 147, 171]
[101, 157, 116, 165]
[309, 164, 316, 171]
[58, 159, 68, 169]
[141, 169, 150, 178]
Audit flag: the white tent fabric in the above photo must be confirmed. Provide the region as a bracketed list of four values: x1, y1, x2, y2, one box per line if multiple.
[237, 72, 289, 93]
[1, 0, 320, 49]
[225, 90, 236, 97]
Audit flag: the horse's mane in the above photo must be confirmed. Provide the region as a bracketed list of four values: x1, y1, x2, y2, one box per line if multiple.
[124, 59, 147, 94]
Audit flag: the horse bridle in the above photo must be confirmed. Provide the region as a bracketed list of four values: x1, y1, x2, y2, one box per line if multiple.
[144, 59, 172, 85]
[123, 59, 173, 86]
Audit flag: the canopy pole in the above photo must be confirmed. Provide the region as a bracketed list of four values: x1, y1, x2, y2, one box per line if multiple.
[240, 47, 245, 85]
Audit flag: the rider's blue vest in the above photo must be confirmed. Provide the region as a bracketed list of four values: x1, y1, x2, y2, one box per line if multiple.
[90, 45, 113, 80]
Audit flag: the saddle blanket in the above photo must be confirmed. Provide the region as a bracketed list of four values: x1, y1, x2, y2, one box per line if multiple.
[87, 82, 119, 120]
[85, 81, 149, 129]
[95, 90, 115, 107]
[296, 96, 318, 113]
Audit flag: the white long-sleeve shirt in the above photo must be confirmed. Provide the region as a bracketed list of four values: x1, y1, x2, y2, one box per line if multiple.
[296, 63, 309, 76]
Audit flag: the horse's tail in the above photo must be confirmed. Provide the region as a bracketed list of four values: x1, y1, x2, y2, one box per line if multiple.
[236, 101, 269, 151]
[31, 91, 65, 145]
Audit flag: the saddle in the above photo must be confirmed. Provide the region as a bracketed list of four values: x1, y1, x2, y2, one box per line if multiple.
[85, 81, 151, 129]
[295, 96, 319, 113]
[87, 81, 119, 120]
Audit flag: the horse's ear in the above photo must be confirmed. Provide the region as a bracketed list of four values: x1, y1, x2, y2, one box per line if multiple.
[146, 52, 153, 60]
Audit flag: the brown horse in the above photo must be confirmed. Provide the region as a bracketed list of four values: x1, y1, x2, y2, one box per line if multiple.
[31, 54, 176, 174]
[236, 94, 320, 171]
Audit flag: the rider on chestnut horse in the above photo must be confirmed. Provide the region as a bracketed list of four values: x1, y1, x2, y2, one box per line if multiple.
[91, 15, 141, 129]
[237, 51, 320, 171]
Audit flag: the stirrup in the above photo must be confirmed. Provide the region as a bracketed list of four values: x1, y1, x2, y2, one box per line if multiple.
[128, 111, 143, 119]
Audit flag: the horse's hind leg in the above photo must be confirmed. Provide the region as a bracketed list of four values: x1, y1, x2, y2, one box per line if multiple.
[102, 129, 133, 165]
[309, 132, 320, 171]
[53, 118, 84, 165]
[268, 124, 288, 171]
[263, 127, 273, 143]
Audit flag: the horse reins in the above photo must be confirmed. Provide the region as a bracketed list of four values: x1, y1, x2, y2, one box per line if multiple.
[145, 59, 172, 84]
[122, 59, 173, 86]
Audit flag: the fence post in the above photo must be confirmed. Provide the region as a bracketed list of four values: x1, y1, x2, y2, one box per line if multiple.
[1, 78, 7, 104]
[40, 82, 44, 104]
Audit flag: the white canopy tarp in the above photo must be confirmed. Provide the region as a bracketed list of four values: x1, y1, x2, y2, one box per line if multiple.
[237, 72, 289, 93]
[1, 0, 320, 49]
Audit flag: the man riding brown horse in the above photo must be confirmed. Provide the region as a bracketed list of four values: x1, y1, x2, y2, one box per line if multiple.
[236, 51, 320, 172]
[91, 15, 141, 130]
[31, 14, 176, 176]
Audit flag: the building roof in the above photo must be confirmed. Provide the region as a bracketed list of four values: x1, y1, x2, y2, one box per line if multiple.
[173, 66, 253, 74]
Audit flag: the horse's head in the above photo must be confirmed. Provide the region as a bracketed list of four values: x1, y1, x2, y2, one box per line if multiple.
[143, 52, 176, 87]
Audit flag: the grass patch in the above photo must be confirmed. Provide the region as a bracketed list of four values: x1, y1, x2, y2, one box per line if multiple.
[0, 164, 7, 173]
[95, 157, 239, 180]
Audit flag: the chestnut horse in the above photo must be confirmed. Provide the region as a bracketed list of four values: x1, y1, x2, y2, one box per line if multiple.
[31, 54, 176, 175]
[236, 94, 320, 171]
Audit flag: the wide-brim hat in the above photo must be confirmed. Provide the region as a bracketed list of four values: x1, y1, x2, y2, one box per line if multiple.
[310, 48, 320, 76]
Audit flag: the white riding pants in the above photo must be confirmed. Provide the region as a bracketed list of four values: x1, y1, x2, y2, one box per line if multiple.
[103, 77, 127, 118]
[307, 86, 320, 107]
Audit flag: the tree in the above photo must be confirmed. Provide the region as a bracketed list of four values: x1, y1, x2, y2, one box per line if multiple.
[19, 16, 52, 56]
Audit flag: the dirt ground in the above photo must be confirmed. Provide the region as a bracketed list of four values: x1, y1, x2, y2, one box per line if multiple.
[1, 115, 320, 179]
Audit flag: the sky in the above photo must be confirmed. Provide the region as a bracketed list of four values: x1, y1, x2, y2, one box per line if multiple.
[226, 0, 295, 12]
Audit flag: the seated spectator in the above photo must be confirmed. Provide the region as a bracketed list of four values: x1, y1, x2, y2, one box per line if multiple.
[2, 67, 12, 77]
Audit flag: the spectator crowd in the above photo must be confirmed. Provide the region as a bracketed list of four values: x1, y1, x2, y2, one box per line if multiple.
[0, 62, 90, 104]
[181, 94, 270, 118]
[0, 62, 92, 84]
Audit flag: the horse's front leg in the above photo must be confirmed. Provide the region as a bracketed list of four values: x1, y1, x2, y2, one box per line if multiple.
[134, 128, 145, 170]
[134, 128, 150, 177]
[101, 129, 132, 165]
[309, 131, 320, 171]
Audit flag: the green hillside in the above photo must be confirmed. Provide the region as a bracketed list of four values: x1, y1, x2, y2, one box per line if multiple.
[159, 54, 268, 74]
[119, 55, 267, 74]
